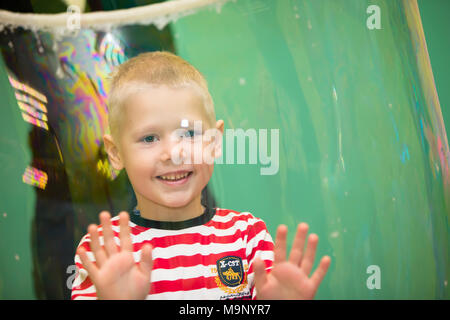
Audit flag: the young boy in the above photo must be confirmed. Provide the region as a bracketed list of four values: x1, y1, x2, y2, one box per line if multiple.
[72, 51, 331, 300]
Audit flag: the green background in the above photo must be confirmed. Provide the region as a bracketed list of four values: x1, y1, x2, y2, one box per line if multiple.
[418, 0, 450, 148]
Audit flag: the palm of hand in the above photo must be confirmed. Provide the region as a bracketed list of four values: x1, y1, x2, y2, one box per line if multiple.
[254, 224, 331, 300]
[92, 250, 150, 300]
[77, 211, 153, 300]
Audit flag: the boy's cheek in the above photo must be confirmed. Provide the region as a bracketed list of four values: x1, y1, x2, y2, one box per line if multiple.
[126, 158, 158, 179]
[192, 164, 214, 184]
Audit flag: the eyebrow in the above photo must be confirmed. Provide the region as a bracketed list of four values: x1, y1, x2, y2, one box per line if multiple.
[132, 119, 199, 136]
[133, 123, 160, 137]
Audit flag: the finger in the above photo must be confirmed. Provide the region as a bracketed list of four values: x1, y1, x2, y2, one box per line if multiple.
[88, 224, 107, 268]
[99, 211, 117, 257]
[139, 244, 153, 276]
[288, 223, 309, 266]
[300, 233, 319, 277]
[253, 257, 268, 295]
[310, 256, 332, 288]
[274, 225, 288, 264]
[77, 246, 99, 283]
[119, 211, 133, 252]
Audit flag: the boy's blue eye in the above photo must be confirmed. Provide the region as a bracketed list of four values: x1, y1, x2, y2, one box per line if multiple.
[142, 135, 156, 143]
[185, 130, 195, 138]
[179, 130, 199, 139]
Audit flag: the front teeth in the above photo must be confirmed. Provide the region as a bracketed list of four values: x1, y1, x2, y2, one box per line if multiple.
[160, 172, 190, 181]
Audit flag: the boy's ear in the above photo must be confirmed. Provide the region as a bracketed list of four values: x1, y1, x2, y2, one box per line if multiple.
[213, 120, 224, 159]
[103, 134, 124, 171]
[216, 119, 224, 134]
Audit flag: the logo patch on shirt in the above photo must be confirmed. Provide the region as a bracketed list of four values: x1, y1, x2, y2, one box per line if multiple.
[215, 256, 248, 295]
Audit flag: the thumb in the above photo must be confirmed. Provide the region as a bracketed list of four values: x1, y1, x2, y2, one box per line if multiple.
[139, 244, 153, 277]
[253, 257, 268, 294]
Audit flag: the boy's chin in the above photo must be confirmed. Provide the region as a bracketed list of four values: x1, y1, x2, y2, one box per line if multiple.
[157, 196, 197, 209]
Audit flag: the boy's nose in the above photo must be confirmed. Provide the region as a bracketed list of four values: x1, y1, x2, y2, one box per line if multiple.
[160, 138, 187, 164]
[160, 141, 174, 162]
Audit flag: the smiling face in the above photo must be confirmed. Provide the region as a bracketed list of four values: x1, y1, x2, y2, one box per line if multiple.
[104, 84, 223, 220]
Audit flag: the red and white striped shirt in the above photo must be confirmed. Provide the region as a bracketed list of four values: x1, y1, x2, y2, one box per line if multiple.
[71, 207, 274, 300]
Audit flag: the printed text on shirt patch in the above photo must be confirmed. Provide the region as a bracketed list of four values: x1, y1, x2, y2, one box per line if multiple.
[214, 256, 248, 295]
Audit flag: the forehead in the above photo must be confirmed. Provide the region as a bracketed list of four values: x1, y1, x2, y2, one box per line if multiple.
[121, 85, 211, 133]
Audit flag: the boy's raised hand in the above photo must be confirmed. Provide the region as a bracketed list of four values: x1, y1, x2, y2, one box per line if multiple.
[253, 223, 331, 300]
[77, 211, 153, 300]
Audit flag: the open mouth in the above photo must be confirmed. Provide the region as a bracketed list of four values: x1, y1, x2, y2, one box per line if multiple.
[156, 171, 193, 184]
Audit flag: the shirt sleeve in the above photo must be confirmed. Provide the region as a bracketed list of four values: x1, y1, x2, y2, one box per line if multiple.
[245, 215, 274, 300]
[71, 234, 98, 300]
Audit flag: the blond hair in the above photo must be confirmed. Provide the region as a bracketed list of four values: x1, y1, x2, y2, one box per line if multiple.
[106, 51, 215, 140]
